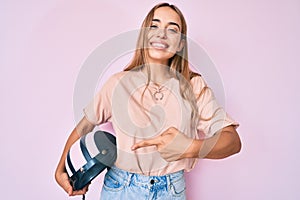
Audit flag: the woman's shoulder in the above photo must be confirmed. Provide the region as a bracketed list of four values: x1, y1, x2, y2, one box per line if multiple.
[109, 70, 141, 81]
[104, 70, 130, 82]
[104, 69, 142, 87]
[98, 71, 127, 90]
[110, 70, 128, 79]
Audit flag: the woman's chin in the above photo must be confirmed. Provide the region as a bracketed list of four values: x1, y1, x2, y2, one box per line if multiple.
[147, 50, 175, 63]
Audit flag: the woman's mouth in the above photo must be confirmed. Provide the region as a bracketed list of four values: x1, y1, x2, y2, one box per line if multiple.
[150, 42, 169, 49]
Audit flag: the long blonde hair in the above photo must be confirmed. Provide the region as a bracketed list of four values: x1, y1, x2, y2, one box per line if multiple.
[124, 3, 200, 130]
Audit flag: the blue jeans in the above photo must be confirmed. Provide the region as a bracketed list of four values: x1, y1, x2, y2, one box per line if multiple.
[100, 166, 186, 200]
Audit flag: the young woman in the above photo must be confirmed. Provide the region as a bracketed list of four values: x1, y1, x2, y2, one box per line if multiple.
[55, 3, 241, 199]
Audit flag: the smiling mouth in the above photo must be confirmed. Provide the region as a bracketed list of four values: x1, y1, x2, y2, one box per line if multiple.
[150, 42, 169, 49]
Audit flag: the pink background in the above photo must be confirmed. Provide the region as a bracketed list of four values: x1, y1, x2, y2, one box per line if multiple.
[1, 0, 299, 199]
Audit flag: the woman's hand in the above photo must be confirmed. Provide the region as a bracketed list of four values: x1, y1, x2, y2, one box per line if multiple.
[55, 170, 89, 196]
[131, 125, 241, 161]
[131, 127, 195, 162]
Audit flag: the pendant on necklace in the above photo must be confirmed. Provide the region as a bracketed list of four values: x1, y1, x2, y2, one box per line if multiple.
[153, 91, 164, 100]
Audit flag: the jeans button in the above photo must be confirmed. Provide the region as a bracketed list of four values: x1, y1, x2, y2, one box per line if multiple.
[150, 179, 155, 184]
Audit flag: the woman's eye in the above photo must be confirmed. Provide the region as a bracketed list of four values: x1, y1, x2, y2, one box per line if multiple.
[150, 25, 158, 29]
[168, 28, 178, 33]
[169, 29, 176, 33]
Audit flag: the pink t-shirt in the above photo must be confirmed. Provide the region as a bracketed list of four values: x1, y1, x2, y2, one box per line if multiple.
[84, 69, 238, 176]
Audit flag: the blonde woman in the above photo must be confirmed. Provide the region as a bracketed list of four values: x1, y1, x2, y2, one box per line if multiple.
[55, 3, 241, 199]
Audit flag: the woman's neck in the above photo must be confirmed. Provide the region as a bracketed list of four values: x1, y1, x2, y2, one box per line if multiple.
[141, 63, 172, 85]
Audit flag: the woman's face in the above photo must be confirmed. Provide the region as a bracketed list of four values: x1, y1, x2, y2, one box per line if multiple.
[146, 6, 183, 65]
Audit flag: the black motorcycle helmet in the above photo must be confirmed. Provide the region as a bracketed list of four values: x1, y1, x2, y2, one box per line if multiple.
[65, 130, 117, 191]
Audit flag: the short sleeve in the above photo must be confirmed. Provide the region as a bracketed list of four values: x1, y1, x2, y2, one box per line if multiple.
[191, 76, 239, 138]
[83, 74, 118, 125]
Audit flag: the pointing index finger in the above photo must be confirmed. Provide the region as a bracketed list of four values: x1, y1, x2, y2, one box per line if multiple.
[131, 137, 160, 150]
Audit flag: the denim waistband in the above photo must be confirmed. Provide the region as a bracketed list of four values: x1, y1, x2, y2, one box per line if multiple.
[107, 165, 184, 190]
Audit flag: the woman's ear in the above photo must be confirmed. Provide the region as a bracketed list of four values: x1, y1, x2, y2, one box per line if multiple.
[177, 39, 185, 52]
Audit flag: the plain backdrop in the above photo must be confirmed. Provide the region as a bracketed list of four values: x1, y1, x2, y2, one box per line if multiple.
[1, 0, 300, 199]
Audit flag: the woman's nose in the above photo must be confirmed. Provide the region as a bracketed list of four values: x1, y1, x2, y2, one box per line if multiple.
[156, 28, 167, 39]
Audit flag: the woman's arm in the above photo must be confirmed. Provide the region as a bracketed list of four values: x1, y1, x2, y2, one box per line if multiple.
[184, 125, 241, 159]
[55, 117, 95, 196]
[131, 125, 241, 161]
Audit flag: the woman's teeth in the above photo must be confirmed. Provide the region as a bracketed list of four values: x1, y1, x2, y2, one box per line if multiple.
[151, 42, 168, 49]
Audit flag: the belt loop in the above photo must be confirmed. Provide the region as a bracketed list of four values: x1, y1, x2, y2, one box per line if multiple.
[166, 174, 171, 191]
[126, 171, 133, 186]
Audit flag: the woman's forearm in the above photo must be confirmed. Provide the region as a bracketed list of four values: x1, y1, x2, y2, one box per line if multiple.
[55, 117, 95, 179]
[183, 125, 241, 159]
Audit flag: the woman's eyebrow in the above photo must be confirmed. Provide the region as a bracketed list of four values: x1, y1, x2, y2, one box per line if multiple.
[152, 19, 181, 30]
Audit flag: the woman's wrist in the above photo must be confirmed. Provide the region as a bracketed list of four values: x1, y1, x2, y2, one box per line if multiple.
[182, 139, 202, 159]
